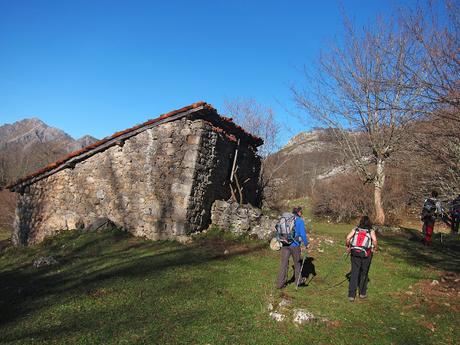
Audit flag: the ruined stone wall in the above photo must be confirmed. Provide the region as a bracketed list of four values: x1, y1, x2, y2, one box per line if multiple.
[13, 118, 204, 245]
[186, 122, 262, 232]
[13, 117, 262, 246]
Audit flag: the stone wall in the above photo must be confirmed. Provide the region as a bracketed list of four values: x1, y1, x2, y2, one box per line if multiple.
[13, 118, 262, 245]
[187, 122, 261, 233]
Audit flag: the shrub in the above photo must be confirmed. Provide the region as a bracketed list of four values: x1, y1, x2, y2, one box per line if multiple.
[311, 170, 411, 225]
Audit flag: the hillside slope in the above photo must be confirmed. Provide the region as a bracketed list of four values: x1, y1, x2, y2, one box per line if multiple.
[264, 129, 346, 200]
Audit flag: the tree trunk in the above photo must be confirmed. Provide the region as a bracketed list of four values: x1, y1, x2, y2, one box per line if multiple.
[374, 159, 386, 225]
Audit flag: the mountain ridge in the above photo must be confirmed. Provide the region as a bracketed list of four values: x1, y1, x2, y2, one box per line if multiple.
[0, 118, 98, 185]
[0, 118, 97, 151]
[264, 127, 346, 200]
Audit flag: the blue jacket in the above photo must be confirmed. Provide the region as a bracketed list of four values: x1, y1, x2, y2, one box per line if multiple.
[291, 217, 309, 247]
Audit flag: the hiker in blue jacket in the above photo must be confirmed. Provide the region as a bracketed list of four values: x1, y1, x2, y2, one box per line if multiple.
[276, 207, 309, 289]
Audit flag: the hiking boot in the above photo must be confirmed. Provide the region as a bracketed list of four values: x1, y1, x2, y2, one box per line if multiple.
[348, 297, 355, 302]
[359, 294, 367, 299]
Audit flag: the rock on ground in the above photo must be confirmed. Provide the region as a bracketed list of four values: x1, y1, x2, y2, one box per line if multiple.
[33, 256, 58, 268]
[293, 309, 317, 325]
[269, 312, 286, 322]
[278, 298, 292, 308]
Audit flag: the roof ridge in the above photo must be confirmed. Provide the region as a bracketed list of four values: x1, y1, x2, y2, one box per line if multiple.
[6, 102, 209, 190]
[6, 102, 262, 191]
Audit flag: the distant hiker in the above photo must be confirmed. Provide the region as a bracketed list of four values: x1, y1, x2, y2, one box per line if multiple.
[345, 216, 377, 301]
[421, 190, 443, 246]
[276, 207, 309, 289]
[449, 194, 460, 234]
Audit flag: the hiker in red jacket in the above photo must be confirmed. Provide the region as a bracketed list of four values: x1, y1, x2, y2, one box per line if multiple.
[421, 191, 443, 246]
[345, 216, 378, 301]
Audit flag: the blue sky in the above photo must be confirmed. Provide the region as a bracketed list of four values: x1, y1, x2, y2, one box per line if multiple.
[0, 0, 416, 145]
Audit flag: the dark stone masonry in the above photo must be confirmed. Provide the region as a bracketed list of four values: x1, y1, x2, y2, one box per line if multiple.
[7, 102, 263, 245]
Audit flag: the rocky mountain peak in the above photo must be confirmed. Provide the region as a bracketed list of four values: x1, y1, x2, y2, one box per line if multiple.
[0, 118, 98, 183]
[77, 135, 98, 146]
[17, 117, 45, 125]
[285, 130, 322, 148]
[0, 118, 97, 150]
[280, 129, 337, 156]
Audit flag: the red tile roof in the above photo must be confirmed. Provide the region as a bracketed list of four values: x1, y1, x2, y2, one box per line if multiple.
[7, 101, 263, 191]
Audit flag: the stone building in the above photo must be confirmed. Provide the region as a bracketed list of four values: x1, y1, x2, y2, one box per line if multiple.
[7, 102, 263, 245]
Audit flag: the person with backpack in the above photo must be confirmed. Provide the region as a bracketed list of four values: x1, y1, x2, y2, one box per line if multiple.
[421, 190, 442, 245]
[345, 216, 377, 301]
[449, 194, 460, 234]
[275, 207, 309, 289]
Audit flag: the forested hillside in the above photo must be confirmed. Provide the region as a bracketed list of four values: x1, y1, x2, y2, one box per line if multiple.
[264, 120, 458, 224]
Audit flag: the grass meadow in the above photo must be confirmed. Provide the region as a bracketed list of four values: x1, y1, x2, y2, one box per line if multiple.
[0, 221, 459, 345]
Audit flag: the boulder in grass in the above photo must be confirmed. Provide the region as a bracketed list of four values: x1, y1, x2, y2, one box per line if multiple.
[33, 256, 58, 268]
[269, 312, 286, 322]
[278, 298, 292, 308]
[293, 309, 316, 325]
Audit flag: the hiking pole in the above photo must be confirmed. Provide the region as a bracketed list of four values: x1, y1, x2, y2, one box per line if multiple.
[305, 273, 316, 286]
[296, 250, 308, 290]
[323, 277, 349, 290]
[321, 252, 349, 283]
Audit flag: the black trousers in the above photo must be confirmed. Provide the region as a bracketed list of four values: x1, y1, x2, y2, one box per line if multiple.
[452, 215, 460, 234]
[348, 253, 372, 298]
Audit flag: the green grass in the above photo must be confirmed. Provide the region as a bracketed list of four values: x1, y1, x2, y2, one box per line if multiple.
[0, 227, 11, 241]
[0, 225, 459, 345]
[285, 197, 312, 220]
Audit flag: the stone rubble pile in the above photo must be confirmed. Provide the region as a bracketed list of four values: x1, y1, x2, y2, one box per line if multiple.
[210, 200, 278, 240]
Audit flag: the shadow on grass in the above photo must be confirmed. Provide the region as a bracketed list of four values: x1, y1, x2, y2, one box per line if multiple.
[0, 276, 214, 344]
[379, 227, 460, 273]
[0, 229, 266, 332]
[286, 257, 317, 286]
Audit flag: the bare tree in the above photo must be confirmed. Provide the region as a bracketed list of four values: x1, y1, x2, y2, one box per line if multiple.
[223, 98, 288, 205]
[0, 156, 6, 188]
[401, 0, 460, 197]
[403, 0, 460, 120]
[292, 18, 425, 224]
[409, 118, 460, 197]
[223, 98, 281, 158]
[0, 189, 16, 233]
